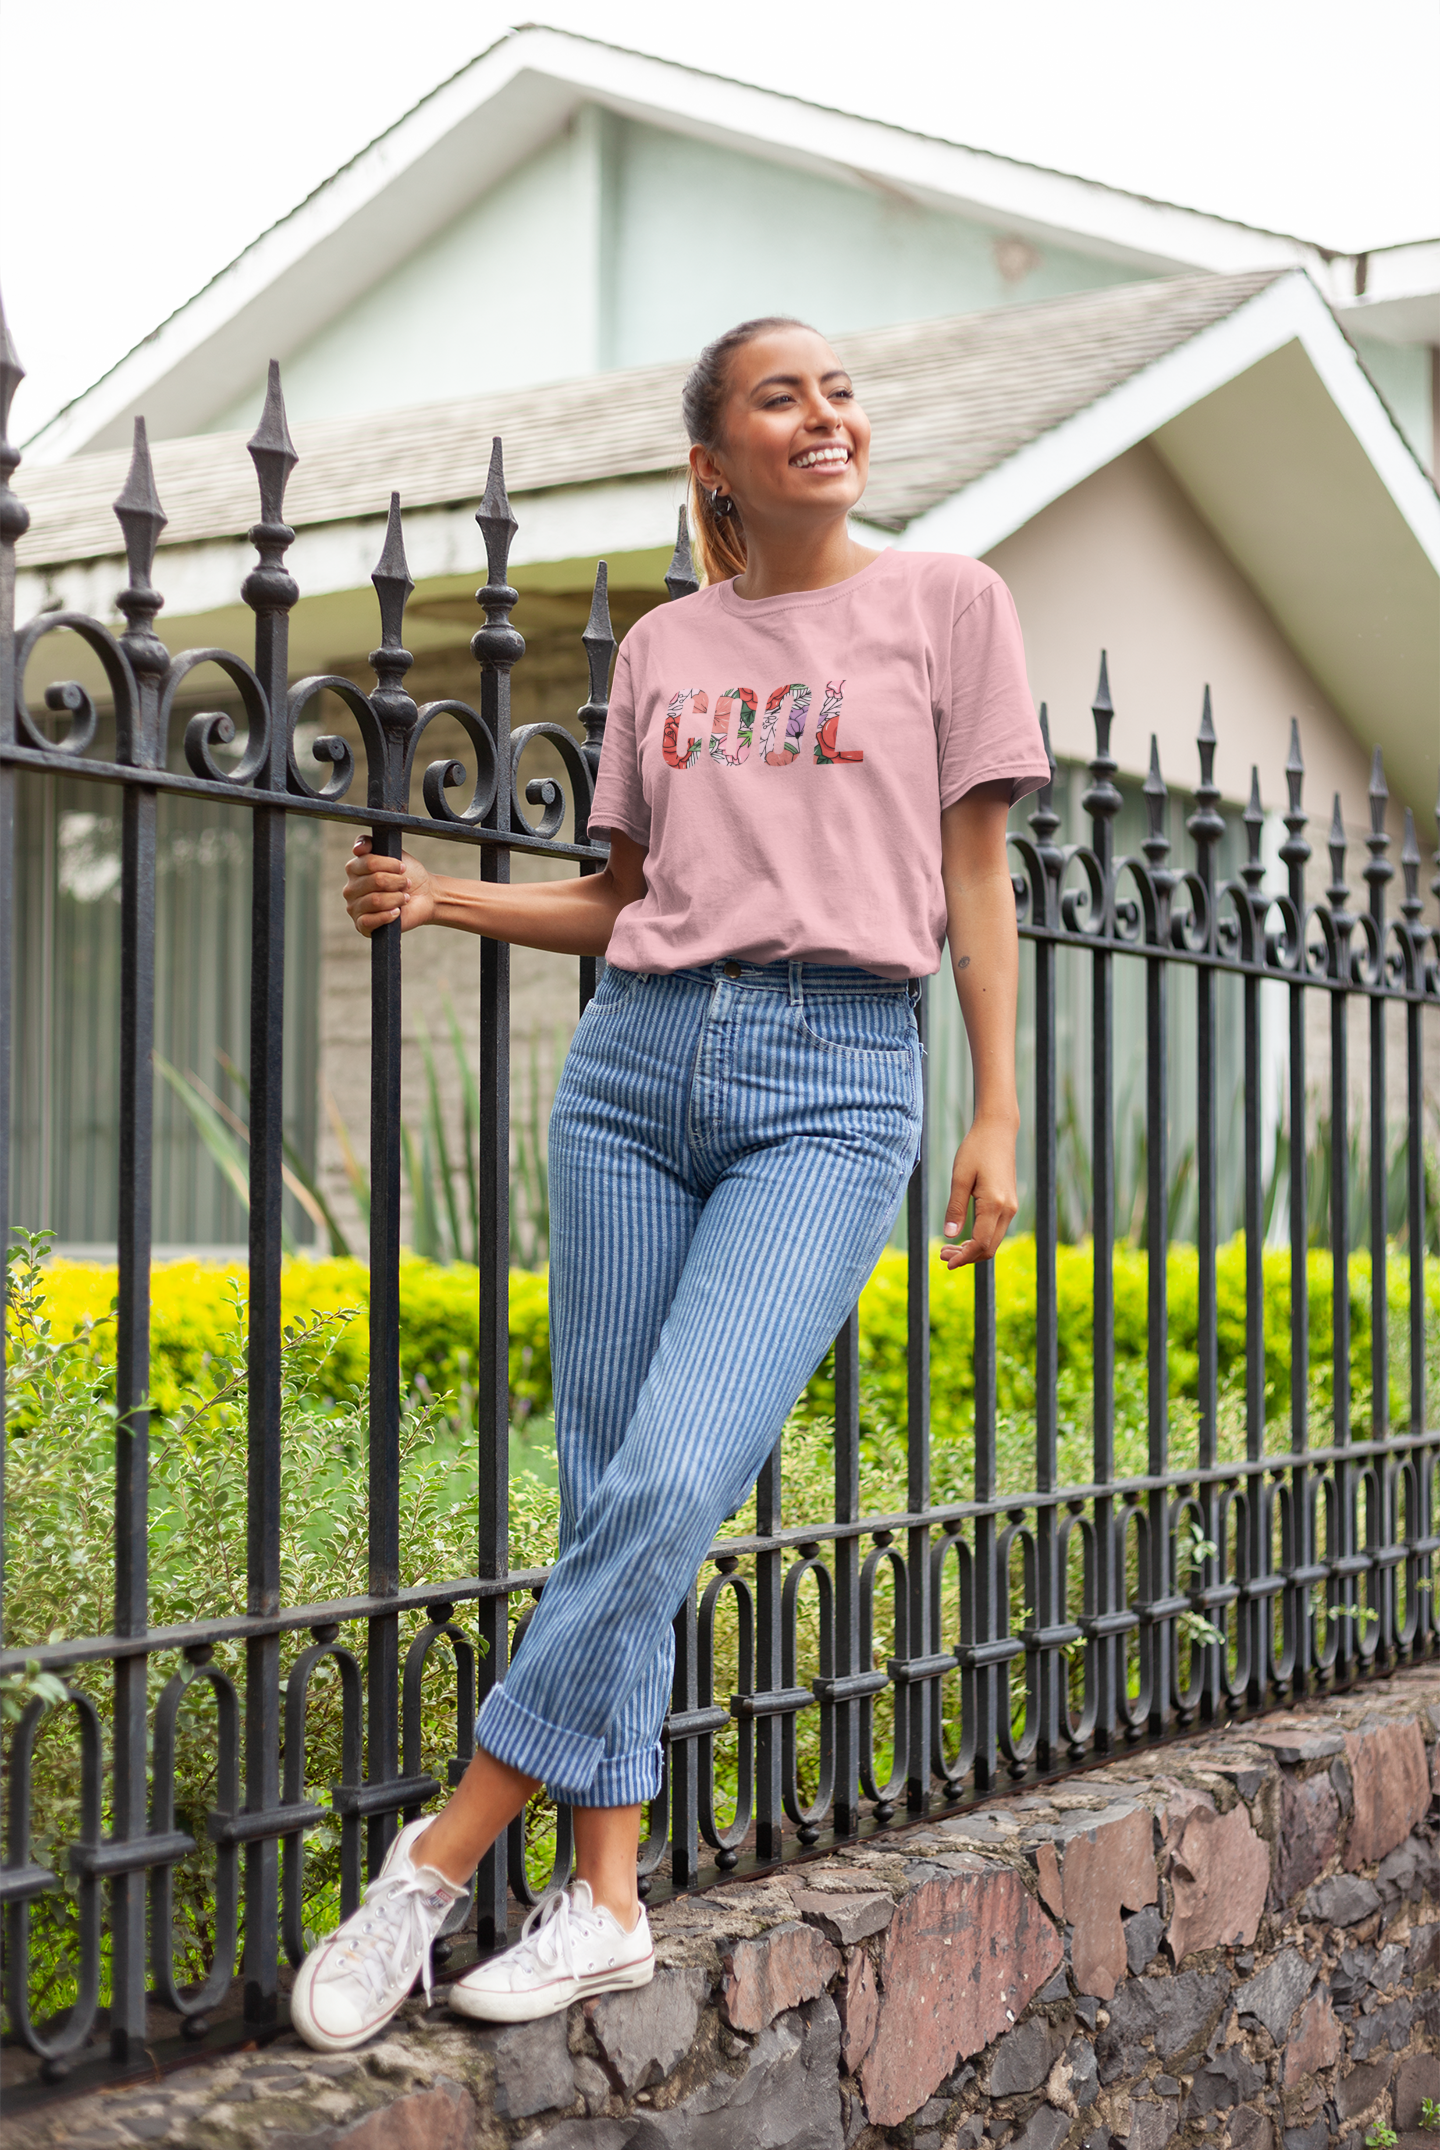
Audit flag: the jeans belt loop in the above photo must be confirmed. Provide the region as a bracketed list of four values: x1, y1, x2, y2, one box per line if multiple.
[788, 960, 804, 1007]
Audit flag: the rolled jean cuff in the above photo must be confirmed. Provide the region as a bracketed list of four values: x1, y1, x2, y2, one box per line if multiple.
[552, 1742, 664, 1810]
[474, 1684, 604, 1792]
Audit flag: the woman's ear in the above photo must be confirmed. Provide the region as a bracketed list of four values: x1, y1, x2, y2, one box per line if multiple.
[689, 443, 726, 493]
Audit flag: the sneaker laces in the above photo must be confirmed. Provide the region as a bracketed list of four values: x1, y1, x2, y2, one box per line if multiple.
[329, 1867, 450, 2011]
[509, 1885, 588, 1986]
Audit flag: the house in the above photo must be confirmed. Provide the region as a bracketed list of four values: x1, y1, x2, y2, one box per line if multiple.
[11, 26, 1439, 1253]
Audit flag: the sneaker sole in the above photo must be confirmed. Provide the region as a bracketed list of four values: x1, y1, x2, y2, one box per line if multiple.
[448, 1950, 655, 2024]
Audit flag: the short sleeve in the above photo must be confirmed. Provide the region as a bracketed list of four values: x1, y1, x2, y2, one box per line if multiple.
[936, 577, 1052, 810]
[588, 641, 651, 847]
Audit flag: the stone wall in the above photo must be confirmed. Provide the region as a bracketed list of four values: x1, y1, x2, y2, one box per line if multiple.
[19, 1666, 1440, 2150]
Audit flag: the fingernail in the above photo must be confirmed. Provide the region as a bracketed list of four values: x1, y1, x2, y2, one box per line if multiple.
[944, 1223, 958, 1238]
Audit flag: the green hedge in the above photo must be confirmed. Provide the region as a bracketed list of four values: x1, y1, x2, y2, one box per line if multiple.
[32, 1237, 1439, 1441]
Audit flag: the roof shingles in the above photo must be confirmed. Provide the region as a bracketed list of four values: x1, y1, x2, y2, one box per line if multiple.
[15, 272, 1284, 569]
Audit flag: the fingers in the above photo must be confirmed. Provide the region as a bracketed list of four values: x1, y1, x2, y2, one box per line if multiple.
[940, 1172, 1017, 1270]
[344, 838, 408, 936]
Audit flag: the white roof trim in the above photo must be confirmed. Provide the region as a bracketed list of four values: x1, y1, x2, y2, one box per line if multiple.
[896, 271, 1440, 567]
[27, 25, 1367, 465]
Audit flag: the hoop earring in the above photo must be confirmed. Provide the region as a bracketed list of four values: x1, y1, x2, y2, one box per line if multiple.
[711, 488, 734, 519]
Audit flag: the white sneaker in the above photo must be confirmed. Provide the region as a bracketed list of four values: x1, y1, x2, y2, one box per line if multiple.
[448, 1880, 654, 2024]
[290, 1818, 467, 2052]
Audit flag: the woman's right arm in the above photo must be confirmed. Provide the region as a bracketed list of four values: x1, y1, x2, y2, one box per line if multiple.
[342, 831, 648, 959]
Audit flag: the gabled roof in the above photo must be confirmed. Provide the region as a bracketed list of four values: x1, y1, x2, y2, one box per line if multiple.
[11, 272, 1300, 564]
[23, 25, 1411, 465]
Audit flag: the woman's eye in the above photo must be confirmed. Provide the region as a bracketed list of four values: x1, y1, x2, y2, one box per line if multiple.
[830, 388, 854, 402]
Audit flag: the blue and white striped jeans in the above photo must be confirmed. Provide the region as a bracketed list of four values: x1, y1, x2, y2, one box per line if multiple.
[473, 957, 924, 1806]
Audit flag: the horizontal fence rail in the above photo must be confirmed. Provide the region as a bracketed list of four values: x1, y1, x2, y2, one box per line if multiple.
[2, 316, 1439, 2093]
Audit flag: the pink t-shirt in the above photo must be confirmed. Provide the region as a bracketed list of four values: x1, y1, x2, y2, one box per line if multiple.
[588, 549, 1050, 981]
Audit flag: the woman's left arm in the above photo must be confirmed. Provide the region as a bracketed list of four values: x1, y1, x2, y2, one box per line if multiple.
[938, 779, 1021, 1271]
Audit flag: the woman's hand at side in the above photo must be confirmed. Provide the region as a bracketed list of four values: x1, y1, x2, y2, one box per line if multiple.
[344, 837, 435, 936]
[940, 1113, 1020, 1270]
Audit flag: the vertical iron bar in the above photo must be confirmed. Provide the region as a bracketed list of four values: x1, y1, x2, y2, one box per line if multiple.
[753, 1439, 784, 1859]
[905, 981, 933, 1807]
[1142, 740, 1173, 1728]
[239, 363, 298, 2021]
[1399, 811, 1426, 1650]
[110, 421, 169, 2057]
[1239, 771, 1267, 1702]
[1327, 797, 1355, 1678]
[1281, 726, 1312, 1689]
[0, 294, 27, 1885]
[576, 560, 615, 1018]
[832, 1305, 862, 1833]
[1188, 690, 1224, 1719]
[365, 496, 418, 1871]
[1363, 755, 1392, 1654]
[972, 1256, 999, 1787]
[473, 444, 521, 1948]
[1085, 658, 1120, 1745]
[1030, 722, 1064, 1765]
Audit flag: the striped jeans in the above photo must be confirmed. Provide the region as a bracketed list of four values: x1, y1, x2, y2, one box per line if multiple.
[473, 957, 924, 1806]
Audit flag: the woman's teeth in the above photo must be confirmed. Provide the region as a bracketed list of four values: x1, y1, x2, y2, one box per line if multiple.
[792, 446, 850, 469]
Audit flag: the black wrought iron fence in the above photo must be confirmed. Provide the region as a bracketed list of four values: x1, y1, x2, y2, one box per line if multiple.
[1, 317, 1438, 2095]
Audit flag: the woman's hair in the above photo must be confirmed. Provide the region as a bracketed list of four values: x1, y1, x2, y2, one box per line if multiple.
[681, 315, 817, 585]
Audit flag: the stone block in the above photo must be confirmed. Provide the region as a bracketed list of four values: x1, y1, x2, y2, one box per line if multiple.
[1227, 2105, 1274, 2150]
[586, 1967, 707, 2094]
[1281, 2122, 1328, 2150]
[1236, 1947, 1315, 2042]
[1096, 1968, 1232, 2083]
[1394, 2051, 1440, 2131]
[1185, 2050, 1266, 2116]
[524, 2123, 632, 2150]
[645, 1994, 844, 2150]
[1377, 1832, 1440, 1908]
[331, 2082, 474, 2150]
[1282, 1991, 1341, 2085]
[488, 2015, 576, 2120]
[721, 1921, 842, 2036]
[1406, 1921, 1440, 1978]
[985, 2015, 1064, 2098]
[1128, 2094, 1179, 2150]
[1066, 2035, 1100, 2109]
[1350, 1997, 1414, 2061]
[860, 1862, 1063, 2128]
[1248, 1720, 1346, 1764]
[789, 1887, 894, 1946]
[1012, 2106, 1072, 2150]
[838, 1946, 879, 2074]
[1343, 1720, 1430, 1869]
[1303, 1874, 1380, 1926]
[1166, 1799, 1270, 1961]
[1272, 1771, 1341, 1906]
[1335, 2056, 1393, 2119]
[1124, 1905, 1164, 1976]
[1057, 1803, 1158, 2001]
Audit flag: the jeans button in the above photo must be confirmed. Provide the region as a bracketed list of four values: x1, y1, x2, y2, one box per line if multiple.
[723, 961, 741, 980]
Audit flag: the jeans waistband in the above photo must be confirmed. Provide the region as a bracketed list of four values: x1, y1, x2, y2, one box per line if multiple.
[650, 959, 916, 1001]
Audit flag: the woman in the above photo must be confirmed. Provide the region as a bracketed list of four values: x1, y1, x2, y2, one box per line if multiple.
[291, 316, 1049, 2052]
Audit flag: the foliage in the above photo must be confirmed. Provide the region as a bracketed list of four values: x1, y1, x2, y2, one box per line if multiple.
[3, 1235, 561, 2014]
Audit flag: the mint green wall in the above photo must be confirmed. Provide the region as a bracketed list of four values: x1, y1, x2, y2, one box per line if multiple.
[1349, 333, 1434, 471]
[207, 106, 1151, 433]
[599, 115, 1144, 369]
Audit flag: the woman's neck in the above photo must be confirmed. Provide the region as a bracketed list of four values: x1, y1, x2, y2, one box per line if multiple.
[731, 515, 880, 602]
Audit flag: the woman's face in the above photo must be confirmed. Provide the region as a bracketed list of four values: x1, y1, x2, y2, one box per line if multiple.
[691, 326, 871, 530]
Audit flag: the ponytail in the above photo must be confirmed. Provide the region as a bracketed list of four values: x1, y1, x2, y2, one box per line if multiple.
[680, 314, 817, 587]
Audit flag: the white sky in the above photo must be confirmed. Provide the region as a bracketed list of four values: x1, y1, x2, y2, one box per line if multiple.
[3, 0, 1438, 442]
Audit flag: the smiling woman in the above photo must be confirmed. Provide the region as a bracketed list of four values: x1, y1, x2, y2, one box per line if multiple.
[294, 316, 1051, 2055]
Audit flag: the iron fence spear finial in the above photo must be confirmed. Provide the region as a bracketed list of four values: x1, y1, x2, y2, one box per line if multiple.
[1327, 792, 1350, 912]
[113, 418, 169, 712]
[1186, 687, 1224, 898]
[1400, 807, 1422, 926]
[579, 560, 616, 778]
[1280, 716, 1309, 906]
[1241, 766, 1265, 894]
[1364, 749, 1392, 923]
[1082, 652, 1120, 870]
[1142, 734, 1169, 863]
[248, 359, 298, 531]
[665, 505, 699, 601]
[473, 437, 523, 676]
